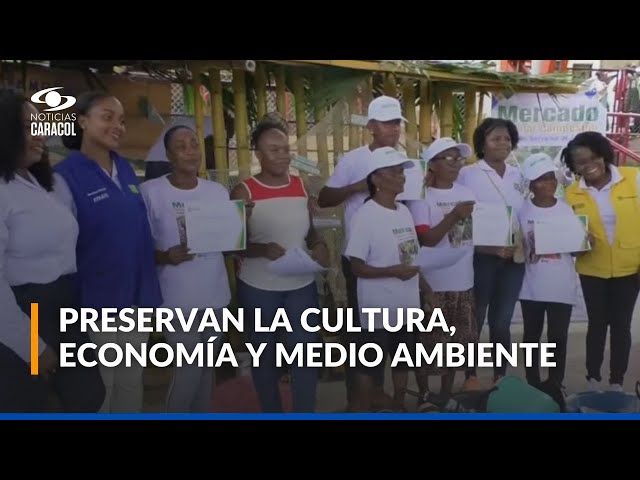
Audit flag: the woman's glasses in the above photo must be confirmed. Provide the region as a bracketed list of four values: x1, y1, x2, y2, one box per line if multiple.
[432, 155, 466, 166]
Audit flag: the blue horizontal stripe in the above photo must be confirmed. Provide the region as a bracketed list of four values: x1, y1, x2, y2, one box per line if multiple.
[1, 413, 639, 420]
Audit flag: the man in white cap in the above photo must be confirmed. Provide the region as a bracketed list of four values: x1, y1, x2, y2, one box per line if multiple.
[317, 95, 406, 410]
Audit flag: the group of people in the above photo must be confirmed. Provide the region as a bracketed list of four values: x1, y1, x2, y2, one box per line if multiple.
[318, 95, 640, 412]
[1, 87, 638, 414]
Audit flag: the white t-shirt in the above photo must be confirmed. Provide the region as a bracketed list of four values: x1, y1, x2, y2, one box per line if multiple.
[407, 183, 476, 292]
[139, 176, 232, 311]
[577, 165, 640, 245]
[344, 199, 421, 330]
[458, 160, 527, 234]
[518, 198, 579, 306]
[325, 146, 374, 254]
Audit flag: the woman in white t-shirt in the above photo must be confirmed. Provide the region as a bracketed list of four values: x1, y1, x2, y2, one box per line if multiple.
[345, 146, 435, 412]
[140, 125, 242, 413]
[406, 138, 478, 408]
[517, 153, 580, 390]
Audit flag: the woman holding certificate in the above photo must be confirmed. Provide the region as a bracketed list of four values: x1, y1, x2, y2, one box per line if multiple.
[457, 118, 527, 388]
[231, 114, 330, 413]
[517, 153, 579, 390]
[561, 131, 640, 393]
[406, 138, 478, 409]
[345, 146, 435, 413]
[140, 125, 234, 413]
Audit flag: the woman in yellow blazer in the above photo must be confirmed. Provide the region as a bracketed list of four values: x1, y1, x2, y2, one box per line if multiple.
[561, 131, 640, 393]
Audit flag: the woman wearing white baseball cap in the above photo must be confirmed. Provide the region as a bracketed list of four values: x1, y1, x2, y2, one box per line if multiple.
[406, 137, 478, 407]
[517, 153, 580, 390]
[344, 146, 435, 412]
[317, 95, 406, 410]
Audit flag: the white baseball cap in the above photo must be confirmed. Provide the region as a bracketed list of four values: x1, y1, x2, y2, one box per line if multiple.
[364, 147, 415, 177]
[367, 95, 407, 122]
[421, 137, 472, 162]
[522, 152, 557, 181]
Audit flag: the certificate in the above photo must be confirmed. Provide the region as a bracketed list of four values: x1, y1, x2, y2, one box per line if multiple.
[184, 200, 246, 253]
[472, 203, 513, 247]
[534, 214, 590, 255]
[268, 247, 327, 276]
[397, 159, 427, 201]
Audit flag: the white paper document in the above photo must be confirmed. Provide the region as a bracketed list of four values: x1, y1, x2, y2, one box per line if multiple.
[534, 214, 590, 255]
[268, 247, 327, 276]
[414, 246, 468, 272]
[397, 159, 427, 201]
[472, 203, 513, 247]
[184, 200, 246, 254]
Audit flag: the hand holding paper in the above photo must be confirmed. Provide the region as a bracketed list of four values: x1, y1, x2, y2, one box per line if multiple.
[268, 247, 328, 276]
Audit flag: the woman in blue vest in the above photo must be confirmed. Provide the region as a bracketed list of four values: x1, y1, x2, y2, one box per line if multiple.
[53, 91, 162, 413]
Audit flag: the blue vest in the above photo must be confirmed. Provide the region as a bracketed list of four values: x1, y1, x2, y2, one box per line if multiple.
[55, 151, 163, 310]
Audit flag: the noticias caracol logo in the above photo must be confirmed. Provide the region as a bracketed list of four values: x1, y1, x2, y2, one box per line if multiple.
[30, 87, 77, 137]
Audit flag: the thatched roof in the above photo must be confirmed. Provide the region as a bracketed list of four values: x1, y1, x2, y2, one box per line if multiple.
[272, 60, 581, 94]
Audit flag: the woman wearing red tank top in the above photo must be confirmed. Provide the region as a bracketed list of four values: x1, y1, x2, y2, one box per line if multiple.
[231, 115, 330, 413]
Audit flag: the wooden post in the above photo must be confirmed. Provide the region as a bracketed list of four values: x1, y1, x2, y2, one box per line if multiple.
[191, 66, 206, 178]
[419, 80, 432, 149]
[349, 93, 360, 150]
[233, 69, 251, 179]
[464, 86, 477, 148]
[403, 79, 418, 157]
[362, 76, 373, 145]
[276, 66, 286, 116]
[208, 68, 228, 183]
[332, 99, 345, 166]
[314, 71, 329, 177]
[255, 63, 268, 120]
[440, 87, 454, 138]
[292, 72, 307, 157]
[384, 73, 397, 96]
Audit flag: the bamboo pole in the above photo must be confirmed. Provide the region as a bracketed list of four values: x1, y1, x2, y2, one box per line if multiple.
[233, 69, 251, 179]
[255, 63, 268, 120]
[403, 79, 418, 157]
[439, 87, 454, 138]
[477, 91, 486, 127]
[419, 80, 432, 147]
[191, 66, 206, 178]
[292, 72, 307, 157]
[349, 93, 360, 150]
[363, 76, 373, 145]
[332, 99, 345, 166]
[463, 86, 477, 148]
[314, 71, 329, 177]
[276, 66, 286, 116]
[208, 68, 228, 184]
[384, 73, 397, 96]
